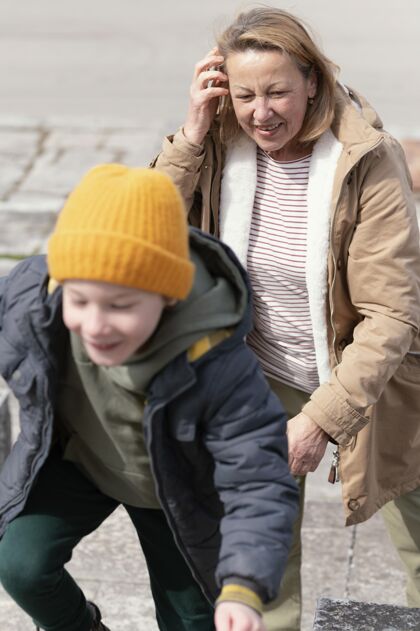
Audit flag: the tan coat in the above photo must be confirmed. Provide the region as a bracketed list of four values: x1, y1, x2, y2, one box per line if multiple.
[153, 85, 420, 526]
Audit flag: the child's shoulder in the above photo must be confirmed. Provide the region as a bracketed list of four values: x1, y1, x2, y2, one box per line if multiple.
[1, 255, 48, 312]
[4, 255, 47, 287]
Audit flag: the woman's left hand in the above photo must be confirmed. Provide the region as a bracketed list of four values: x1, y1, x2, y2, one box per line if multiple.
[287, 412, 329, 476]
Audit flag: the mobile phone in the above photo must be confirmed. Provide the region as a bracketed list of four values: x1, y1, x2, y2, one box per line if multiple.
[207, 65, 223, 89]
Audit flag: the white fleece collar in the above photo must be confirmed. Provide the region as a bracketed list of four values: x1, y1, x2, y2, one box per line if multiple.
[219, 130, 343, 383]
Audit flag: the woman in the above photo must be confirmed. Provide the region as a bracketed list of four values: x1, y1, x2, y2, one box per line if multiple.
[153, 7, 420, 631]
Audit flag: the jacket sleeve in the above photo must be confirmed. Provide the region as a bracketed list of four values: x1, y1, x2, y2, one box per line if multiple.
[303, 138, 420, 444]
[152, 128, 206, 216]
[202, 342, 299, 603]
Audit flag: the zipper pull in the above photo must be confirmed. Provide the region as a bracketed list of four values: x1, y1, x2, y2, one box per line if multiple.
[328, 449, 340, 484]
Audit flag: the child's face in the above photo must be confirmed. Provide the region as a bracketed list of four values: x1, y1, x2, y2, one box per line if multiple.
[62, 280, 169, 366]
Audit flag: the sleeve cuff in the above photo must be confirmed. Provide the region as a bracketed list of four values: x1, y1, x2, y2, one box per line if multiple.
[216, 584, 263, 616]
[163, 127, 205, 158]
[302, 384, 369, 446]
[178, 127, 206, 154]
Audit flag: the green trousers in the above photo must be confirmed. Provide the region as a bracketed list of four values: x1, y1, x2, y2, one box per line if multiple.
[381, 486, 420, 607]
[265, 378, 420, 631]
[0, 448, 214, 631]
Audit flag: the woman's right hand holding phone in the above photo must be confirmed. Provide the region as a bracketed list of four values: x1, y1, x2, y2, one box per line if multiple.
[183, 47, 228, 146]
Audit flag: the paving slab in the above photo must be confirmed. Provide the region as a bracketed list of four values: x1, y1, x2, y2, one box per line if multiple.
[0, 158, 30, 200]
[302, 500, 353, 631]
[0, 207, 56, 256]
[346, 513, 406, 606]
[0, 129, 41, 153]
[313, 597, 420, 630]
[17, 146, 117, 200]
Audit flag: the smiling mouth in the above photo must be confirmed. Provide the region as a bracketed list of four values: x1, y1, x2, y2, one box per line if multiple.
[255, 122, 282, 132]
[86, 340, 120, 351]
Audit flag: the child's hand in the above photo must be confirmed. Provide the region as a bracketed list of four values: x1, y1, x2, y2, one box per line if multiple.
[215, 601, 267, 631]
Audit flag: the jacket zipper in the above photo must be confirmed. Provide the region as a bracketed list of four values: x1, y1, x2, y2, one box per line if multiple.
[144, 383, 215, 604]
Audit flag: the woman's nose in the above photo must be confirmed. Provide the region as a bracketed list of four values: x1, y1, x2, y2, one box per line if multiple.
[253, 97, 273, 123]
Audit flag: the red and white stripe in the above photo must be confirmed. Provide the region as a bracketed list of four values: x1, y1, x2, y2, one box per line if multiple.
[246, 147, 319, 393]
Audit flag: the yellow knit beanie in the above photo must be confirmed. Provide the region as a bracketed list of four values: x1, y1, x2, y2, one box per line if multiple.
[47, 164, 195, 300]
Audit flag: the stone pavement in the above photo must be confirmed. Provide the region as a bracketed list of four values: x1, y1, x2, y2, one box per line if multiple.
[313, 598, 420, 631]
[0, 117, 419, 630]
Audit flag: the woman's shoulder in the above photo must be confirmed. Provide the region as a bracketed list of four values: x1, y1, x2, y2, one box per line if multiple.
[330, 85, 411, 178]
[331, 84, 384, 148]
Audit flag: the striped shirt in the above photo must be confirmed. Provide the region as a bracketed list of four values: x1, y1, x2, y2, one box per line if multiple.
[246, 147, 319, 394]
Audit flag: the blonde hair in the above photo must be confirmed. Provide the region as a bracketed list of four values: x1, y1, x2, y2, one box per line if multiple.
[217, 7, 338, 145]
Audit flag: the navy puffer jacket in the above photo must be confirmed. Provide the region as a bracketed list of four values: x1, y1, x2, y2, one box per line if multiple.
[0, 230, 298, 604]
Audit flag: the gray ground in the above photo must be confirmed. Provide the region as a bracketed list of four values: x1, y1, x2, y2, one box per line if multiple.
[0, 1, 418, 629]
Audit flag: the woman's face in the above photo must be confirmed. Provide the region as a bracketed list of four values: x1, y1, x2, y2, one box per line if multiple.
[225, 49, 317, 160]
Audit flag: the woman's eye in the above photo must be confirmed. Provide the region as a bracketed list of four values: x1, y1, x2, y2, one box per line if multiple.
[235, 94, 253, 101]
[270, 91, 285, 98]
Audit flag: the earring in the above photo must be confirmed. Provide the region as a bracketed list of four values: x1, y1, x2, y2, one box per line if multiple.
[308, 96, 314, 105]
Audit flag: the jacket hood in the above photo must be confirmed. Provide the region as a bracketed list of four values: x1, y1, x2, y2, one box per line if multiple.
[93, 228, 251, 393]
[332, 84, 384, 150]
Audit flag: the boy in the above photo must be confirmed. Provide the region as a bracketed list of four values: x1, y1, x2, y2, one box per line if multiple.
[0, 165, 298, 631]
